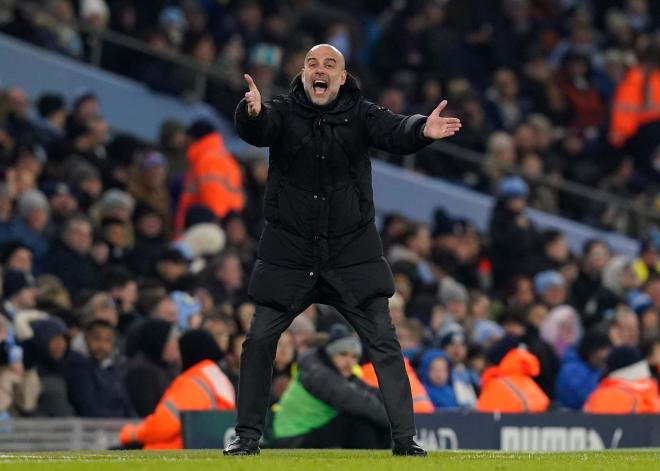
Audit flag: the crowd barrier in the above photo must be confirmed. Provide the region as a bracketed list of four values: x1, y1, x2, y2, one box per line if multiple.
[181, 411, 660, 451]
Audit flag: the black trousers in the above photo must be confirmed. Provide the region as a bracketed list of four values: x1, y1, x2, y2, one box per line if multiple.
[235, 278, 415, 442]
[273, 412, 391, 449]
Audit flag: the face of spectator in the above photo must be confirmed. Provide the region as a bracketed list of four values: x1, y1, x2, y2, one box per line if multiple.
[546, 236, 569, 263]
[104, 222, 129, 248]
[588, 346, 611, 369]
[621, 266, 640, 291]
[396, 325, 421, 351]
[79, 176, 103, 199]
[444, 341, 467, 364]
[447, 300, 468, 322]
[468, 354, 486, 375]
[389, 303, 406, 327]
[50, 194, 78, 217]
[512, 278, 534, 306]
[7, 87, 29, 118]
[157, 260, 187, 282]
[613, 310, 639, 346]
[204, 318, 231, 352]
[331, 350, 359, 379]
[217, 255, 243, 291]
[65, 220, 93, 254]
[379, 88, 406, 114]
[585, 242, 610, 273]
[161, 338, 181, 368]
[226, 218, 247, 246]
[543, 284, 567, 307]
[8, 248, 32, 273]
[136, 213, 164, 239]
[302, 45, 347, 106]
[514, 124, 536, 154]
[48, 334, 67, 361]
[111, 281, 138, 313]
[470, 296, 490, 320]
[409, 226, 432, 258]
[86, 325, 115, 363]
[494, 69, 519, 100]
[503, 320, 526, 338]
[25, 208, 49, 232]
[153, 298, 178, 324]
[527, 304, 548, 329]
[11, 287, 36, 310]
[506, 196, 527, 214]
[238, 303, 255, 332]
[428, 357, 450, 386]
[75, 98, 100, 122]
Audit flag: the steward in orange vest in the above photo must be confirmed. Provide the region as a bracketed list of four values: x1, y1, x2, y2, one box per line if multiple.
[361, 358, 435, 413]
[119, 330, 235, 449]
[175, 121, 245, 233]
[608, 43, 660, 148]
[584, 346, 660, 414]
[476, 337, 549, 413]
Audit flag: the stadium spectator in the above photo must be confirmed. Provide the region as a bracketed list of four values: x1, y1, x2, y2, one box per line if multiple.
[584, 346, 660, 414]
[476, 336, 550, 413]
[360, 358, 434, 414]
[556, 331, 611, 410]
[64, 320, 135, 417]
[25, 316, 75, 417]
[42, 215, 98, 295]
[438, 330, 478, 408]
[418, 349, 458, 410]
[119, 329, 234, 449]
[122, 319, 180, 417]
[272, 324, 390, 449]
[174, 121, 244, 233]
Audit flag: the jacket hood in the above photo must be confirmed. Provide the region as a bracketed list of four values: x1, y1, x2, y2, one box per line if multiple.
[481, 348, 541, 385]
[289, 72, 361, 115]
[418, 348, 451, 386]
[602, 255, 632, 296]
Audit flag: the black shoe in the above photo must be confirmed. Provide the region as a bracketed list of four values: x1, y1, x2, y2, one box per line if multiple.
[392, 438, 428, 457]
[223, 436, 261, 456]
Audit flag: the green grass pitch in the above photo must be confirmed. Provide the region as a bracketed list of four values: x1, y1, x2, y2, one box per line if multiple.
[0, 449, 659, 470]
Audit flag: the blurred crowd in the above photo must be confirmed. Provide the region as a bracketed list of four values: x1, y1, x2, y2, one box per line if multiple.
[0, 0, 659, 448]
[1, 0, 660, 234]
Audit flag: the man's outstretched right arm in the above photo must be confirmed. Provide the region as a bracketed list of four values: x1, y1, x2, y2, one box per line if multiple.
[234, 73, 282, 147]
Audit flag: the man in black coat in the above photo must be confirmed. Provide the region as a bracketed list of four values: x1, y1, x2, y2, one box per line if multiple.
[224, 44, 461, 457]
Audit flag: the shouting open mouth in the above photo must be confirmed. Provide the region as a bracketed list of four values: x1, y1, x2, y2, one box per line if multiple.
[312, 78, 329, 98]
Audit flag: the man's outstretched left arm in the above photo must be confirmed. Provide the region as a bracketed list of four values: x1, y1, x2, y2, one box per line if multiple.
[363, 99, 461, 154]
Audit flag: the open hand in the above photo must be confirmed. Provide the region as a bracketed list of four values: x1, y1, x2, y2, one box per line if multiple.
[244, 74, 262, 118]
[423, 100, 462, 140]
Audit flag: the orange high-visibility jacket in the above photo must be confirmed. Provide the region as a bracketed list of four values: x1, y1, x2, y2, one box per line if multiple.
[583, 377, 660, 414]
[609, 66, 660, 148]
[119, 359, 235, 449]
[476, 348, 549, 413]
[361, 359, 435, 413]
[175, 132, 245, 232]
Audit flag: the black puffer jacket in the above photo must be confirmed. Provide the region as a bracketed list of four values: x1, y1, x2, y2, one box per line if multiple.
[235, 74, 432, 311]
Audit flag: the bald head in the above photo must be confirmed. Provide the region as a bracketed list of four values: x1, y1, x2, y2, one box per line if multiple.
[301, 44, 347, 106]
[305, 44, 346, 71]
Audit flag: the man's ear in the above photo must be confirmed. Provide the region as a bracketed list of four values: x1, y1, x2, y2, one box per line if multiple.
[340, 70, 347, 85]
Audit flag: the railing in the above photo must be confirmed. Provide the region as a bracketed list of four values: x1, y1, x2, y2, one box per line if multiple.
[424, 141, 659, 237]
[6, 0, 235, 101]
[4, 0, 658, 238]
[0, 418, 132, 451]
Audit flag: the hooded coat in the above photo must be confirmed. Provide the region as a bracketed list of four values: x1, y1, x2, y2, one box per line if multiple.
[235, 74, 432, 312]
[476, 348, 550, 413]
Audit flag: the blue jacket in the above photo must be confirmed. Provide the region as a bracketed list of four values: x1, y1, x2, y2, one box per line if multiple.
[555, 348, 602, 409]
[419, 349, 458, 409]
